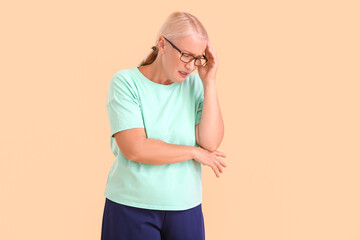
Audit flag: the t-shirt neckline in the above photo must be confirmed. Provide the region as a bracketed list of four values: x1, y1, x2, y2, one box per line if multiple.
[135, 66, 179, 89]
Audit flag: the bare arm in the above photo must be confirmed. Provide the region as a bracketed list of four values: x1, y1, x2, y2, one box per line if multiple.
[196, 41, 224, 152]
[197, 81, 224, 152]
[114, 128, 227, 177]
[114, 128, 197, 165]
[133, 138, 197, 165]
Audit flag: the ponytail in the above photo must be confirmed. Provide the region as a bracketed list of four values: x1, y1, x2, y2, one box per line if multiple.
[138, 45, 159, 67]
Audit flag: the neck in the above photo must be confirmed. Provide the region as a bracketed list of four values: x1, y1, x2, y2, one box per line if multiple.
[141, 57, 174, 85]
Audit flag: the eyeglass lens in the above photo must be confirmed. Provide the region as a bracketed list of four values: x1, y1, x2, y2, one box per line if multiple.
[180, 54, 206, 66]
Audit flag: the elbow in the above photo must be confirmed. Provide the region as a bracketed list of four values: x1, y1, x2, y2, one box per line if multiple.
[121, 149, 136, 162]
[209, 145, 219, 152]
[127, 147, 143, 162]
[204, 139, 223, 152]
[126, 152, 138, 162]
[198, 129, 224, 152]
[119, 145, 140, 162]
[125, 143, 145, 163]
[197, 137, 221, 152]
[201, 143, 219, 152]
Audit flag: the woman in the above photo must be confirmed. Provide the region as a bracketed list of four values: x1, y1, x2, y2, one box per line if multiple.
[101, 11, 227, 240]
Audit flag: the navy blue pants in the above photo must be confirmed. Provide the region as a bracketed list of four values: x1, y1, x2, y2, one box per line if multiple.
[101, 198, 205, 240]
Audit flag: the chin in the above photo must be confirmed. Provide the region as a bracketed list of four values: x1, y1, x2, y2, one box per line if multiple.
[177, 77, 187, 82]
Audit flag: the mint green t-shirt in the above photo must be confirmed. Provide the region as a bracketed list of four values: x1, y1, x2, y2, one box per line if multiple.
[104, 66, 204, 210]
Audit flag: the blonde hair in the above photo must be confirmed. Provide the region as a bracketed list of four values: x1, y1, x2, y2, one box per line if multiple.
[138, 11, 209, 67]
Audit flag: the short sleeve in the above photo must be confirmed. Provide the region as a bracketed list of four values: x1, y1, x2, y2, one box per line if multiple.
[195, 74, 204, 125]
[106, 72, 144, 138]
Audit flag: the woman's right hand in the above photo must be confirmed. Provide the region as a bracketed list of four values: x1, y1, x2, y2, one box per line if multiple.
[193, 146, 227, 178]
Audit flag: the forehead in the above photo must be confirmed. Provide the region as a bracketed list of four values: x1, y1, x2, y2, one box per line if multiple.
[173, 35, 208, 57]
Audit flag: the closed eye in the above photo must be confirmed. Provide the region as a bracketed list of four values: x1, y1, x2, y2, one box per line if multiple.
[183, 53, 193, 57]
[184, 53, 206, 59]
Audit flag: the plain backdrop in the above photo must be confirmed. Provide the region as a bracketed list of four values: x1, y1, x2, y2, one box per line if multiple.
[1, 1, 359, 239]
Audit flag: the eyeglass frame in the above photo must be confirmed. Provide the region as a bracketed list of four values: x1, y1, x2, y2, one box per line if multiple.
[163, 36, 208, 66]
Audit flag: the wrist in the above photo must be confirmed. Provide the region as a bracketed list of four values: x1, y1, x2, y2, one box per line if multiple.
[203, 80, 216, 89]
[191, 146, 200, 159]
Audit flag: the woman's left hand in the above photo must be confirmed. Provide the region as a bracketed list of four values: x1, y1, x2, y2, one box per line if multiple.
[197, 41, 218, 84]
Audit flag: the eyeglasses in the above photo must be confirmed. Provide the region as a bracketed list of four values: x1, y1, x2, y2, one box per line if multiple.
[163, 36, 208, 66]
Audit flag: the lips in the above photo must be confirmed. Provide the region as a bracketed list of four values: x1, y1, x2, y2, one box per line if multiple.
[179, 71, 189, 77]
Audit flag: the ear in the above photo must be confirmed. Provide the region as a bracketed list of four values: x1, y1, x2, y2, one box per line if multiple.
[158, 36, 166, 54]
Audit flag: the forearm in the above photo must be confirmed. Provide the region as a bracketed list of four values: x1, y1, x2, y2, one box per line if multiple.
[198, 81, 224, 151]
[131, 138, 198, 165]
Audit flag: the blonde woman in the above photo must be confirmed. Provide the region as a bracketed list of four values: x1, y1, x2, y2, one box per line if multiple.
[101, 11, 227, 240]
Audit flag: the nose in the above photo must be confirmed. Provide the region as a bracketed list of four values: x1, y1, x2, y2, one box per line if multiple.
[184, 59, 197, 71]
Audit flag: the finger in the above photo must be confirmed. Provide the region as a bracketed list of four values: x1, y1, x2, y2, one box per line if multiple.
[213, 160, 223, 173]
[215, 156, 227, 167]
[206, 41, 211, 51]
[204, 43, 209, 54]
[205, 43, 215, 60]
[212, 165, 220, 178]
[205, 49, 215, 61]
[207, 42, 216, 57]
[214, 156, 224, 168]
[219, 158, 227, 167]
[215, 151, 227, 158]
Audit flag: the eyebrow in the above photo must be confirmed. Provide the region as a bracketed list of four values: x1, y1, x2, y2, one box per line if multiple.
[184, 50, 205, 58]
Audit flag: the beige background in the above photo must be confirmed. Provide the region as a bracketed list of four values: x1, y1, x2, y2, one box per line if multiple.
[1, 0, 359, 239]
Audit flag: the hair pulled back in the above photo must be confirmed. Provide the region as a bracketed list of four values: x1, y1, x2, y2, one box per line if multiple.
[138, 11, 208, 67]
